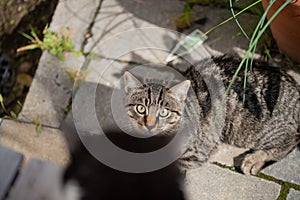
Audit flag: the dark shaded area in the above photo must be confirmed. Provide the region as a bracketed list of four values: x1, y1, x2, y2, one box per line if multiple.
[0, 0, 59, 116]
[116, 0, 185, 29]
[61, 118, 186, 200]
[0, 52, 14, 96]
[0, 145, 23, 200]
[264, 71, 281, 116]
[105, 130, 176, 153]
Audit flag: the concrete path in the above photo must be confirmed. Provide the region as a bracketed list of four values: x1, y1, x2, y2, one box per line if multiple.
[0, 120, 69, 166]
[1, 0, 300, 199]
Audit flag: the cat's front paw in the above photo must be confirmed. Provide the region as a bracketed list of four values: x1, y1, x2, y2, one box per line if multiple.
[241, 151, 267, 175]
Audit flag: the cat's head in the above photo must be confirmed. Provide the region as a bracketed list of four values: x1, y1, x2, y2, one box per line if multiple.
[123, 71, 190, 135]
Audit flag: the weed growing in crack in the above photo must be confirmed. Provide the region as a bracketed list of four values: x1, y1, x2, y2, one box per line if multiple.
[17, 26, 81, 61]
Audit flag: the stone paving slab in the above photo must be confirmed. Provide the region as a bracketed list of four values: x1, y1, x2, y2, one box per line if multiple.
[0, 146, 23, 200]
[87, 0, 260, 64]
[8, 158, 64, 200]
[85, 58, 130, 84]
[185, 163, 281, 200]
[86, 0, 214, 65]
[18, 0, 99, 128]
[287, 189, 300, 200]
[210, 143, 300, 186]
[116, 0, 184, 29]
[49, 0, 100, 50]
[85, 0, 184, 54]
[0, 120, 69, 166]
[209, 143, 248, 166]
[262, 148, 300, 185]
[19, 53, 84, 128]
[187, 5, 261, 55]
[88, 27, 182, 64]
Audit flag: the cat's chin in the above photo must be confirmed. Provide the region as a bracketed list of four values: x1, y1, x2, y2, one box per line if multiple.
[147, 129, 162, 136]
[136, 129, 162, 137]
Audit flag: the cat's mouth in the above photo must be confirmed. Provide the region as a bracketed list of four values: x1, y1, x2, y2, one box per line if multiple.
[142, 125, 163, 136]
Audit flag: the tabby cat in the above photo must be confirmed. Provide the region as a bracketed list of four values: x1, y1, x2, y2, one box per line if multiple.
[123, 55, 300, 175]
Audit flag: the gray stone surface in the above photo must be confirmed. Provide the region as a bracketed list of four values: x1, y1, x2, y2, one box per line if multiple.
[185, 163, 281, 200]
[85, 0, 184, 54]
[0, 146, 23, 200]
[0, 120, 69, 166]
[262, 148, 300, 185]
[86, 0, 214, 65]
[210, 144, 300, 186]
[19, 53, 84, 127]
[209, 143, 248, 166]
[8, 158, 65, 200]
[50, 0, 100, 50]
[87, 0, 260, 58]
[287, 189, 300, 200]
[187, 5, 261, 55]
[18, 0, 99, 127]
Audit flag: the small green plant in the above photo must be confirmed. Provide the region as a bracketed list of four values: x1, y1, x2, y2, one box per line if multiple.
[17, 26, 79, 61]
[176, 2, 193, 29]
[0, 94, 42, 134]
[33, 117, 43, 135]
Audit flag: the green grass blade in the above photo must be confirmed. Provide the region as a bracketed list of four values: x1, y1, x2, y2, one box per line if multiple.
[19, 32, 34, 41]
[226, 0, 291, 101]
[214, 0, 291, 123]
[0, 94, 8, 114]
[17, 44, 40, 52]
[203, 0, 262, 36]
[229, 0, 250, 40]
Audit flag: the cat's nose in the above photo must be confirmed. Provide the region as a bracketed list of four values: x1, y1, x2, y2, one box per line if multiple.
[145, 116, 157, 132]
[146, 116, 156, 127]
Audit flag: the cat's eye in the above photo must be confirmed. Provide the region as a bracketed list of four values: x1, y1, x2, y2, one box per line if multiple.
[136, 105, 146, 114]
[159, 108, 170, 118]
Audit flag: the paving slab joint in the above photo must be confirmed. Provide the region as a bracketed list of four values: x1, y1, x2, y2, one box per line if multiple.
[81, 0, 104, 54]
[2, 119, 61, 131]
[212, 161, 300, 200]
[88, 52, 144, 65]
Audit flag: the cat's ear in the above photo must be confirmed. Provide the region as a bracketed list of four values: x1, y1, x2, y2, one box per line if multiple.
[169, 80, 191, 101]
[123, 71, 143, 93]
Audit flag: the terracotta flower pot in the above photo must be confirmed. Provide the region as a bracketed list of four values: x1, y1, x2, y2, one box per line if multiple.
[262, 0, 300, 63]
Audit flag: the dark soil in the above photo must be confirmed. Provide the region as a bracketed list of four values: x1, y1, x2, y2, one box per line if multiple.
[0, 0, 58, 117]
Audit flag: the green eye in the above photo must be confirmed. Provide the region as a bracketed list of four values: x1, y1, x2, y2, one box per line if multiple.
[136, 105, 146, 114]
[159, 108, 170, 118]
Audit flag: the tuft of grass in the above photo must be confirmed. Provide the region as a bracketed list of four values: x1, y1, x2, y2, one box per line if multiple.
[225, 0, 292, 104]
[176, 2, 194, 30]
[33, 117, 43, 135]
